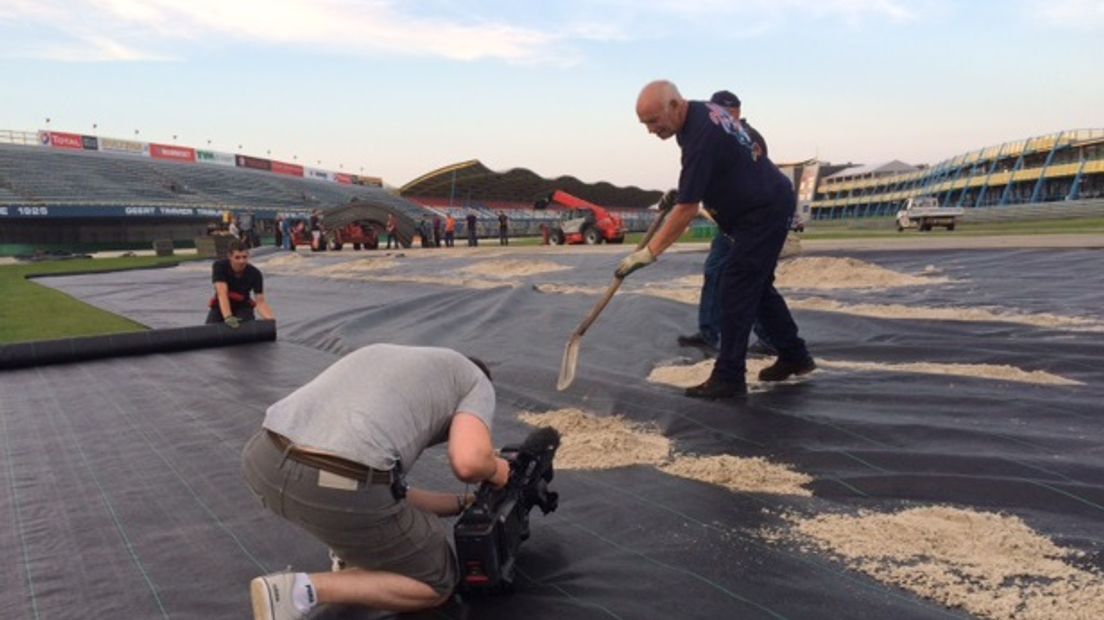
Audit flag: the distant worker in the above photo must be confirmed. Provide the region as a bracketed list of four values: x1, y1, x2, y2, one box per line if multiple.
[617, 80, 813, 399]
[444, 214, 456, 247]
[418, 217, 432, 248]
[280, 216, 292, 251]
[242, 344, 507, 620]
[228, 217, 241, 241]
[309, 210, 323, 252]
[678, 90, 777, 357]
[497, 211, 509, 246]
[239, 211, 256, 248]
[386, 213, 399, 249]
[433, 215, 443, 248]
[206, 239, 275, 328]
[465, 212, 479, 247]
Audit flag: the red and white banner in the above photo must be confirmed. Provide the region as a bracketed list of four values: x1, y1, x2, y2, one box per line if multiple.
[334, 173, 352, 185]
[40, 131, 84, 150]
[149, 143, 197, 163]
[271, 161, 304, 177]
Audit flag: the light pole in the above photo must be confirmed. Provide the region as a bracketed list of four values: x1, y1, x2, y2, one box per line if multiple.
[92, 123, 98, 135]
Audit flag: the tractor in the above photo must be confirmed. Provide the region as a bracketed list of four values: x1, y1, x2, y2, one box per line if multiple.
[545, 190, 626, 245]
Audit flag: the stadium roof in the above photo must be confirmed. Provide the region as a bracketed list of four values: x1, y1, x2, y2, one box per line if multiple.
[399, 160, 663, 208]
[826, 159, 919, 180]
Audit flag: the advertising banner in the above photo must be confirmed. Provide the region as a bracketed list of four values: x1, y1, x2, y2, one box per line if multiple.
[40, 131, 84, 150]
[196, 150, 236, 167]
[149, 143, 197, 163]
[271, 161, 304, 177]
[351, 175, 383, 187]
[81, 135, 99, 151]
[305, 168, 332, 182]
[236, 155, 271, 171]
[0, 205, 220, 219]
[334, 173, 352, 185]
[99, 137, 148, 156]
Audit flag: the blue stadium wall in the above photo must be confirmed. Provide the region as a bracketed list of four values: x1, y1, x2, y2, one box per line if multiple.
[810, 129, 1104, 219]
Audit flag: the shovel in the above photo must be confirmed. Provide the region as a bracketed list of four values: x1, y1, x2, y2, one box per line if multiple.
[556, 207, 671, 391]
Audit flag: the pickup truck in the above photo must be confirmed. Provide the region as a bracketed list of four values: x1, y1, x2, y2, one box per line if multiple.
[896, 197, 964, 232]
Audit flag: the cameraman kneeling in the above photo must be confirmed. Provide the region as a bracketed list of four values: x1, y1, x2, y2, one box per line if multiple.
[241, 344, 508, 619]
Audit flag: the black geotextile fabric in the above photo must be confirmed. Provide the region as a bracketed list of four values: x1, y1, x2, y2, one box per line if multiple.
[2, 246, 1103, 619]
[0, 320, 276, 370]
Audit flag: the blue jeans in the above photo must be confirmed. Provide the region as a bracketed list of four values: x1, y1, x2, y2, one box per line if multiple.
[699, 232, 774, 351]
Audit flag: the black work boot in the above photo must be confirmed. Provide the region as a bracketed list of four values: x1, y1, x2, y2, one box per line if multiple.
[685, 376, 748, 399]
[677, 332, 718, 351]
[758, 356, 817, 382]
[747, 340, 778, 356]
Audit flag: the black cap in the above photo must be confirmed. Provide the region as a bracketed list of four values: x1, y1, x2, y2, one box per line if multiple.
[710, 90, 741, 108]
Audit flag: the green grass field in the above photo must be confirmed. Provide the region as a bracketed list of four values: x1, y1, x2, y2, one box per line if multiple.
[0, 256, 198, 344]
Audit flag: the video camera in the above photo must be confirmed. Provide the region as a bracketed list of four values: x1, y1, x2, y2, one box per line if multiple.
[454, 427, 561, 593]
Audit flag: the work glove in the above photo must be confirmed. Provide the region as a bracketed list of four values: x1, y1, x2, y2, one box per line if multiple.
[223, 315, 242, 329]
[615, 246, 656, 279]
[658, 189, 678, 212]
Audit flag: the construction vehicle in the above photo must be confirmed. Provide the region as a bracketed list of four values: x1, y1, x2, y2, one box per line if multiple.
[896, 196, 964, 232]
[327, 222, 379, 250]
[546, 190, 626, 245]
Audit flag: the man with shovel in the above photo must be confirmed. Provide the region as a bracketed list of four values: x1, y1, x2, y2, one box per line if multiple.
[618, 80, 814, 399]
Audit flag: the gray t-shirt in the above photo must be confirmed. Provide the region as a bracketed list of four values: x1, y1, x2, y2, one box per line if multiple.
[263, 344, 495, 471]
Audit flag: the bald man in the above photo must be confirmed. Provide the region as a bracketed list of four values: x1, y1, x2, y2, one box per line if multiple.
[618, 80, 814, 399]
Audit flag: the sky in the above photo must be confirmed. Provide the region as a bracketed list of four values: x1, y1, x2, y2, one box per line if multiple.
[1, 0, 1101, 190]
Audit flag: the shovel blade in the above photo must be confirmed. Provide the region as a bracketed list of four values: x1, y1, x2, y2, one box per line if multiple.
[556, 334, 582, 391]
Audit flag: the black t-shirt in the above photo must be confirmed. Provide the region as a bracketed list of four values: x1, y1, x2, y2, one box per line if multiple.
[466, 214, 477, 227]
[498, 214, 508, 229]
[676, 101, 792, 232]
[212, 259, 263, 301]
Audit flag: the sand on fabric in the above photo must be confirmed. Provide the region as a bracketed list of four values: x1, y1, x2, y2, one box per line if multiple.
[786, 506, 1104, 620]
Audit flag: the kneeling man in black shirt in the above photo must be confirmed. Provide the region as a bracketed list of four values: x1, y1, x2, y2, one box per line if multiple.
[206, 240, 275, 327]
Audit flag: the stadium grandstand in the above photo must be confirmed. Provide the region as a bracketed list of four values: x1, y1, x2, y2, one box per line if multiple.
[398, 159, 664, 237]
[810, 128, 1104, 221]
[0, 129, 417, 254]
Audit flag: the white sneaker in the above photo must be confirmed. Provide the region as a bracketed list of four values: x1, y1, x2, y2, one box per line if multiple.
[328, 549, 347, 572]
[250, 572, 305, 620]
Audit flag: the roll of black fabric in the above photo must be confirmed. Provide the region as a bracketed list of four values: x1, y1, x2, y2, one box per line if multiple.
[0, 320, 277, 370]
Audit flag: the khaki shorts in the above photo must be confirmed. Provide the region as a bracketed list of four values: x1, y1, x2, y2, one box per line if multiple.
[241, 430, 457, 596]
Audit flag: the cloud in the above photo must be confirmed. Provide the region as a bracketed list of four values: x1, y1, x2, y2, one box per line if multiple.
[0, 0, 930, 64]
[0, 0, 583, 64]
[1024, 0, 1104, 28]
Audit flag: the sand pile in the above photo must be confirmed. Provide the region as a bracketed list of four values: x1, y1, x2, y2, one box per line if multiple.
[646, 358, 775, 388]
[659, 455, 813, 497]
[517, 408, 671, 470]
[311, 258, 399, 278]
[532, 283, 604, 296]
[519, 408, 811, 496]
[359, 274, 514, 290]
[787, 506, 1104, 620]
[460, 259, 570, 279]
[789, 298, 1104, 332]
[776, 257, 950, 289]
[260, 253, 316, 275]
[651, 358, 1078, 387]
[817, 359, 1081, 386]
